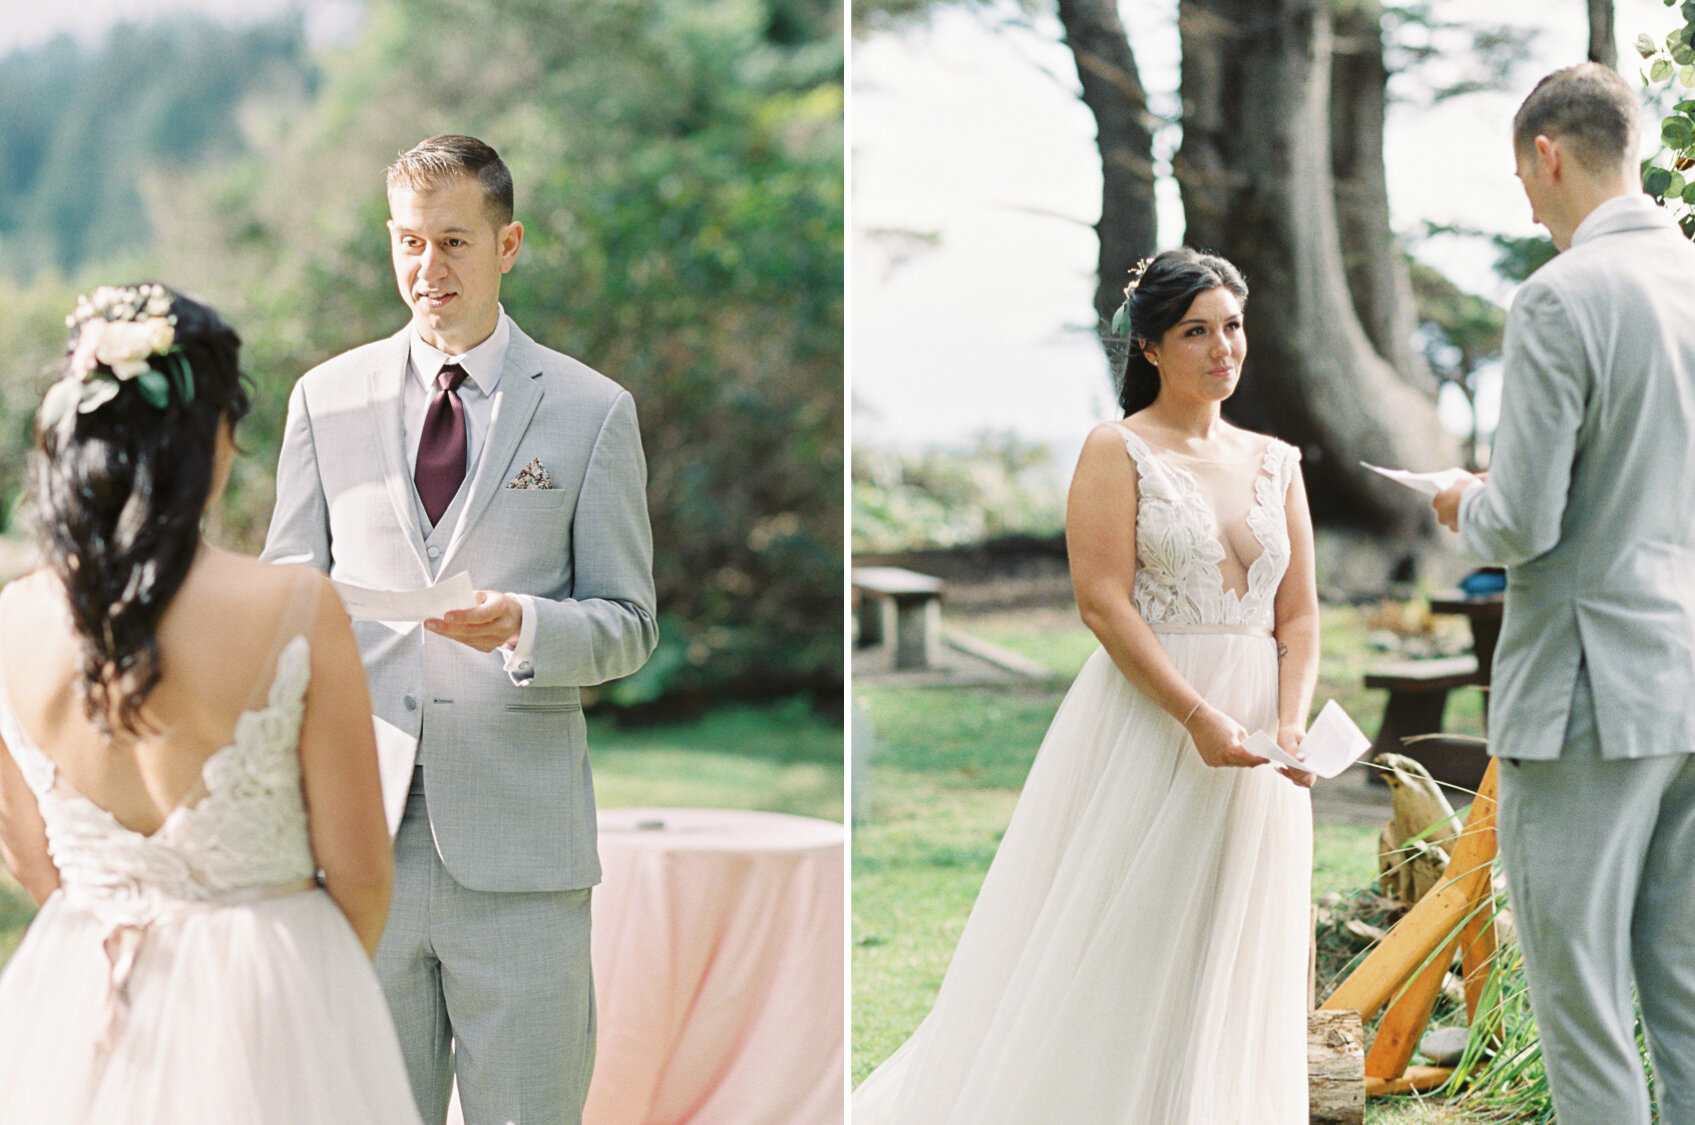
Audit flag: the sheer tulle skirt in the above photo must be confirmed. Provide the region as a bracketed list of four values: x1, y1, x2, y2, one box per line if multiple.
[0, 886, 422, 1124]
[854, 633, 1313, 1124]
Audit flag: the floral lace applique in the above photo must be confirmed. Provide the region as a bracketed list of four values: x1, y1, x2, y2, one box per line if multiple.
[0, 635, 317, 918]
[1118, 427, 1297, 631]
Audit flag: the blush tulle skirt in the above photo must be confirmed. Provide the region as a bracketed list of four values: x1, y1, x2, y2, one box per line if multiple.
[0, 885, 423, 1124]
[854, 633, 1313, 1124]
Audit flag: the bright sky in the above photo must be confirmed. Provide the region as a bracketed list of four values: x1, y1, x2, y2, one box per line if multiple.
[851, 0, 1685, 454]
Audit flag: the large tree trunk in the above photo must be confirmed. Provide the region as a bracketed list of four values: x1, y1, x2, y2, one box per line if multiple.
[1588, 0, 1617, 69]
[1174, 0, 1459, 532]
[1329, 0, 1431, 393]
[1056, 0, 1160, 330]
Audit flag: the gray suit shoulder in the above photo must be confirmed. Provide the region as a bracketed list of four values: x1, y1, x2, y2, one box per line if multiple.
[509, 327, 634, 417]
[292, 333, 405, 408]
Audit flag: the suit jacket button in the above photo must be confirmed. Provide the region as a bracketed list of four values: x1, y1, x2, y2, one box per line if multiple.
[404, 694, 418, 711]
[427, 545, 441, 559]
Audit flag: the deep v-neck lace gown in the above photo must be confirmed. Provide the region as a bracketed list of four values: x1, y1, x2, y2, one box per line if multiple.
[0, 630, 423, 1124]
[854, 427, 1313, 1124]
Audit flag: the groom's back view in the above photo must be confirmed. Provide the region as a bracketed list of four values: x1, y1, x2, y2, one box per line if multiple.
[1447, 63, 1695, 1125]
[263, 135, 657, 1125]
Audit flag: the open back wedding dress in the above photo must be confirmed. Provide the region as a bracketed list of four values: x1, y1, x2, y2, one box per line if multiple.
[0, 581, 422, 1124]
[854, 425, 1313, 1123]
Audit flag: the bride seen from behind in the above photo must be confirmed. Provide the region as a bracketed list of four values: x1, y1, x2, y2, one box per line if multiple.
[853, 248, 1319, 1123]
[0, 285, 423, 1123]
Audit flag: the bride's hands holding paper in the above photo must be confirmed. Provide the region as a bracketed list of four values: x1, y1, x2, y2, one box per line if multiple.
[1183, 703, 1268, 770]
[1275, 727, 1315, 789]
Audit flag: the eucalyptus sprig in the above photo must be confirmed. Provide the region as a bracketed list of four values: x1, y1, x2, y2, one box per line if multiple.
[1637, 3, 1695, 239]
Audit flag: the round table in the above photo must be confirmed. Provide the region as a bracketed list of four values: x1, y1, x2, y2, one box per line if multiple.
[583, 807, 845, 1125]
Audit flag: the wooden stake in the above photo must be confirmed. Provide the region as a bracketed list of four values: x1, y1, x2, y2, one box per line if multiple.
[1321, 760, 1499, 1091]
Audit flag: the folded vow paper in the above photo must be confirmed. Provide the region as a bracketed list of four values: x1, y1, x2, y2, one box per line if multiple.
[1244, 699, 1372, 779]
[332, 571, 477, 622]
[1360, 462, 1475, 498]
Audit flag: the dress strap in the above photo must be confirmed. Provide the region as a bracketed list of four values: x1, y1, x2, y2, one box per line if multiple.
[0, 582, 58, 795]
[1113, 424, 1157, 475]
[1260, 438, 1301, 495]
[237, 568, 322, 716]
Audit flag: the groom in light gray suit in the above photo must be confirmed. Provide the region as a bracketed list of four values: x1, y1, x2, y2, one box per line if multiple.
[263, 135, 657, 1125]
[1434, 64, 1695, 1125]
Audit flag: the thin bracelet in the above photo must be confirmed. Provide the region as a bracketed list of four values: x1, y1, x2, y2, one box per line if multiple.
[1181, 699, 1204, 728]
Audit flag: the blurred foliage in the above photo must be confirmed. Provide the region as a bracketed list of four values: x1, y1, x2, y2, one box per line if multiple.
[1409, 258, 1505, 468]
[852, 432, 1065, 552]
[0, 0, 843, 706]
[0, 17, 313, 275]
[1383, 4, 1539, 105]
[1637, 5, 1695, 238]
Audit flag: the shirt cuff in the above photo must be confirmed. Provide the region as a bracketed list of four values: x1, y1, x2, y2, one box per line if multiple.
[1455, 478, 1486, 555]
[502, 595, 539, 683]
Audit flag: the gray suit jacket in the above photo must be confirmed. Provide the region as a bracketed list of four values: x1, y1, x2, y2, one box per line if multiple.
[262, 321, 658, 890]
[1459, 194, 1695, 761]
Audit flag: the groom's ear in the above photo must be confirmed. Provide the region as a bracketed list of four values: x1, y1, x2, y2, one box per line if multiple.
[498, 220, 524, 274]
[1533, 134, 1562, 181]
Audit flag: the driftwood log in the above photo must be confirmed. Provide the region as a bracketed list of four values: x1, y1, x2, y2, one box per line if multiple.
[1308, 1009, 1365, 1124]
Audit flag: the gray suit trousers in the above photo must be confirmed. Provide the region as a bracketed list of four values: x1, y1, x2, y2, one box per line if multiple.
[1499, 662, 1695, 1125]
[378, 770, 595, 1125]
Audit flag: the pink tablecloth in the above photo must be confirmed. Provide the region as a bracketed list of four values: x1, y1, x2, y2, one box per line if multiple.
[583, 807, 845, 1125]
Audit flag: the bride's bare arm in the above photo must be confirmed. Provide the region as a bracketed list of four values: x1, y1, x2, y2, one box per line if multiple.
[297, 576, 393, 958]
[0, 735, 59, 905]
[1272, 459, 1320, 787]
[1067, 424, 1264, 769]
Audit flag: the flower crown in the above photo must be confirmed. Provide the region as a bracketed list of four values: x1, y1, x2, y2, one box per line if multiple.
[40, 284, 194, 431]
[1108, 256, 1156, 338]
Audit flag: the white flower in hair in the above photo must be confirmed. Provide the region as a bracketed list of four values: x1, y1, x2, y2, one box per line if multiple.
[42, 284, 190, 431]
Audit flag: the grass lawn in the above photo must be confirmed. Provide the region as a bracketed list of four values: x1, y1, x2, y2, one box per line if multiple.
[0, 699, 844, 964]
[855, 601, 1501, 1123]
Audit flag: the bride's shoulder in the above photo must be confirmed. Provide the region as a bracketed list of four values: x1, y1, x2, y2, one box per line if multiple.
[1222, 424, 1299, 463]
[1082, 420, 1135, 453]
[0, 569, 60, 628]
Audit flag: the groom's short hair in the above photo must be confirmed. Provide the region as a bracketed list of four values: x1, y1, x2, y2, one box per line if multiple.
[1513, 62, 1640, 174]
[386, 134, 515, 227]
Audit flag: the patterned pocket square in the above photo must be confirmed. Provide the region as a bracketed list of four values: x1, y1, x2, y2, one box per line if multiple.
[508, 458, 554, 489]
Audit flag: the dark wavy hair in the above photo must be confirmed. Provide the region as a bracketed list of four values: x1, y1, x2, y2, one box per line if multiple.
[30, 286, 252, 736]
[1114, 248, 1249, 416]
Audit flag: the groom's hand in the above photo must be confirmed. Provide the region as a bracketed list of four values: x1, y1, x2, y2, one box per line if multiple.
[1432, 472, 1482, 532]
[426, 590, 523, 652]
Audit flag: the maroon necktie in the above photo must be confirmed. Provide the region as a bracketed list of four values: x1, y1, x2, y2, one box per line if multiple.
[414, 362, 469, 526]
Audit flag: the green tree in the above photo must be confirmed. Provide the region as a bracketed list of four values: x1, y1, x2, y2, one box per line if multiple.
[166, 0, 844, 705]
[2, 0, 844, 707]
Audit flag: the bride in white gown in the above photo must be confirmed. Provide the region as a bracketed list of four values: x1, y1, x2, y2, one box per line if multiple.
[0, 285, 423, 1123]
[854, 248, 1320, 1123]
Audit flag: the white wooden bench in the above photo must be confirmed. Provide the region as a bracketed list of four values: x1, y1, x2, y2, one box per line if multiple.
[852, 566, 945, 670]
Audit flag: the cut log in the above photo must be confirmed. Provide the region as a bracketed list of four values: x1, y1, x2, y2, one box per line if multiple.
[1308, 1009, 1366, 1124]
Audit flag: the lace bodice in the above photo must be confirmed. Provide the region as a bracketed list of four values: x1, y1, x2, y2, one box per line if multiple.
[0, 636, 317, 925]
[1118, 426, 1300, 631]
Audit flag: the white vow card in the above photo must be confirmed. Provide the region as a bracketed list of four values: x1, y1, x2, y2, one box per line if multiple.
[332, 571, 478, 622]
[1360, 462, 1475, 498]
[1244, 699, 1373, 780]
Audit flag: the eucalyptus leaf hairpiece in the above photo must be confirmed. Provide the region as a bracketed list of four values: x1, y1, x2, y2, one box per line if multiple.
[1109, 256, 1157, 337]
[40, 284, 190, 431]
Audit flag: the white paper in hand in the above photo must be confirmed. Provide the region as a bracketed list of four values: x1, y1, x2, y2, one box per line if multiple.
[1243, 699, 1373, 780]
[332, 571, 478, 622]
[1360, 462, 1475, 498]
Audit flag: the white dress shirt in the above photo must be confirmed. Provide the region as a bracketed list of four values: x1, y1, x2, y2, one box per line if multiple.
[403, 310, 540, 679]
